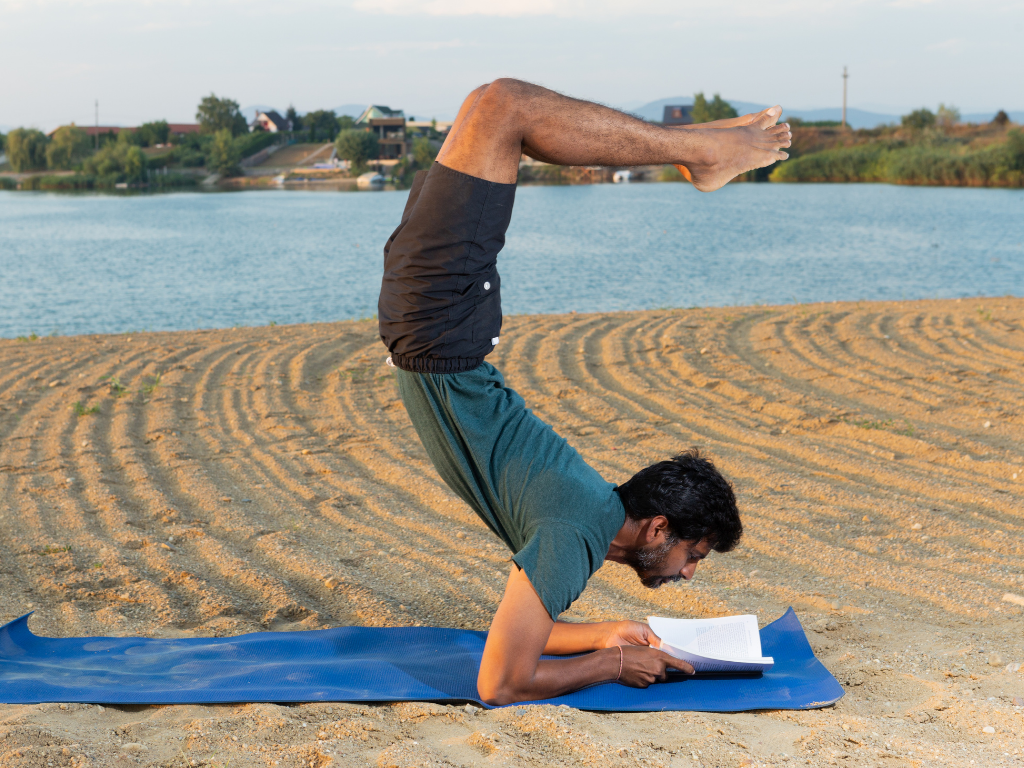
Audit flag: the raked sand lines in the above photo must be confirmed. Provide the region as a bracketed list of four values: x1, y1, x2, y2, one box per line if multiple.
[1, 300, 1022, 640]
[3, 299, 1024, 767]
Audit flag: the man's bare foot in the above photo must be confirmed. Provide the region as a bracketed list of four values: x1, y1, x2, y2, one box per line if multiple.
[675, 107, 791, 192]
[677, 105, 782, 131]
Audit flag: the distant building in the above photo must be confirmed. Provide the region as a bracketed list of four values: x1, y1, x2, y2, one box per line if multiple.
[662, 105, 694, 126]
[355, 105, 408, 160]
[406, 120, 453, 136]
[47, 124, 122, 138]
[251, 111, 290, 133]
[167, 124, 202, 136]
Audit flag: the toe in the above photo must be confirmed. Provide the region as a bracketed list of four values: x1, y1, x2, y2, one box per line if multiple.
[756, 106, 782, 129]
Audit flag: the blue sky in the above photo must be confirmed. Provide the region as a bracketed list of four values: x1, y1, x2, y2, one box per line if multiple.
[1, 0, 1020, 131]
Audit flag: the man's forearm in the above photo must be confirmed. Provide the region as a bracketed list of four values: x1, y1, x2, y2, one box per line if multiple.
[489, 647, 622, 705]
[544, 621, 611, 654]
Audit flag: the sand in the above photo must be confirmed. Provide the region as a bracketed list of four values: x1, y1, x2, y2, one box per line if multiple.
[1, 298, 1022, 768]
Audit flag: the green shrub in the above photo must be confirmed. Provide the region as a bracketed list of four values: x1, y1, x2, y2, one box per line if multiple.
[234, 130, 277, 160]
[180, 149, 206, 167]
[45, 125, 91, 170]
[147, 149, 178, 169]
[771, 132, 1024, 187]
[137, 120, 170, 147]
[335, 129, 379, 173]
[19, 174, 96, 190]
[82, 140, 147, 181]
[206, 128, 241, 175]
[6, 128, 48, 172]
[149, 172, 198, 189]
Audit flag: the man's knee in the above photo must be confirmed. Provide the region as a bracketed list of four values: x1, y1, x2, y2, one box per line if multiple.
[470, 78, 528, 123]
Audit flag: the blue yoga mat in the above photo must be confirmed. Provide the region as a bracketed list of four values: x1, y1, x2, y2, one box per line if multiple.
[0, 607, 842, 711]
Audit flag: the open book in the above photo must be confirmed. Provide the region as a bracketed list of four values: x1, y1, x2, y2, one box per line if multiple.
[647, 614, 774, 673]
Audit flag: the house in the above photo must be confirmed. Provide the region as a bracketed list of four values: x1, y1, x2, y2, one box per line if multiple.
[662, 105, 694, 126]
[355, 105, 408, 161]
[167, 124, 202, 136]
[406, 120, 453, 137]
[251, 111, 290, 133]
[47, 124, 122, 138]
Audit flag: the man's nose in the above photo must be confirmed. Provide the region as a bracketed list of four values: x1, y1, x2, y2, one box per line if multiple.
[681, 562, 698, 580]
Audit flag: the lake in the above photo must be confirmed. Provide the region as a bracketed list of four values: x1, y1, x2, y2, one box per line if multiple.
[1, 183, 1021, 338]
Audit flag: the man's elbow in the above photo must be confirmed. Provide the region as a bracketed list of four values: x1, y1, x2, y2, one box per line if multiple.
[477, 675, 526, 706]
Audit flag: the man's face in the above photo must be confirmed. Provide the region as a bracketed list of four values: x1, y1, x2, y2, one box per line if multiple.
[624, 537, 713, 589]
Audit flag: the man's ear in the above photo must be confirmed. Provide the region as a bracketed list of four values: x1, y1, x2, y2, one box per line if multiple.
[645, 515, 672, 545]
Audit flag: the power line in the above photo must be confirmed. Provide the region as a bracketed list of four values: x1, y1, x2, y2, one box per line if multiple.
[842, 66, 848, 129]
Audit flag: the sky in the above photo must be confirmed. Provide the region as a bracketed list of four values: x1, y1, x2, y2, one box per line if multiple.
[1, 0, 1021, 132]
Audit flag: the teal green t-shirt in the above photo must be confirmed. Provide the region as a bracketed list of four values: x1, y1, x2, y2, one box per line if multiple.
[395, 363, 626, 619]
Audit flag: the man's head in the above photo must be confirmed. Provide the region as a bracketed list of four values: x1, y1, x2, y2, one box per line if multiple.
[615, 449, 741, 588]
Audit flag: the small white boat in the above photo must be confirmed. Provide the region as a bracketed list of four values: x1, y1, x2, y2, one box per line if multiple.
[612, 170, 632, 184]
[357, 172, 385, 190]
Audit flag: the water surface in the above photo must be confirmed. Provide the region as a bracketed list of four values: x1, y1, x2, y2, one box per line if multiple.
[1, 184, 1020, 338]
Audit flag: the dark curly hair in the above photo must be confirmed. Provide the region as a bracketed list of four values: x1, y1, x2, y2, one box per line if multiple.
[615, 448, 742, 552]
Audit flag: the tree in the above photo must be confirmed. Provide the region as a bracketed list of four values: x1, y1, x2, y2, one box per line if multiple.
[6, 128, 48, 172]
[993, 110, 1010, 127]
[1007, 129, 1024, 172]
[902, 108, 936, 131]
[692, 92, 738, 124]
[82, 141, 146, 180]
[137, 120, 170, 146]
[206, 128, 241, 175]
[338, 114, 355, 131]
[196, 94, 248, 136]
[0, 132, 6, 153]
[335, 129, 379, 172]
[936, 104, 960, 129]
[45, 125, 90, 170]
[412, 136, 438, 167]
[286, 104, 301, 131]
[305, 109, 340, 142]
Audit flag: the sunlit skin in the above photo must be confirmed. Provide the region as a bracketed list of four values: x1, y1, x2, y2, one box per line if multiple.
[478, 515, 716, 706]
[433, 78, 764, 704]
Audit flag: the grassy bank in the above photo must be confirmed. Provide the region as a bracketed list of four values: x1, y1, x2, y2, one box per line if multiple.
[4, 173, 199, 191]
[771, 124, 1024, 187]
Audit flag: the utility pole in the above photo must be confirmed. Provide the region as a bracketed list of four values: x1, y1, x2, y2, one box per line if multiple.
[95, 99, 99, 150]
[842, 66, 848, 129]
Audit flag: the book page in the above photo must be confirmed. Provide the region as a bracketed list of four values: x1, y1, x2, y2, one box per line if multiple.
[647, 614, 773, 673]
[691, 622, 749, 658]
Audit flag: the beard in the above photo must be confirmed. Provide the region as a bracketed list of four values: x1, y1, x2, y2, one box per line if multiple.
[622, 537, 682, 589]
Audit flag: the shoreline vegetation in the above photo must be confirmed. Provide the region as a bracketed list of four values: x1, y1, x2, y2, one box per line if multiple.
[3, 97, 1021, 192]
[769, 114, 1024, 187]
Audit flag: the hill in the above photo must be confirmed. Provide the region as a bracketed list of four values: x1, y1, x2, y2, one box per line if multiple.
[629, 97, 1024, 130]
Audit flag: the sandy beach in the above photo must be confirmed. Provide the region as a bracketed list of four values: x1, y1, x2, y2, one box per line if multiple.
[1, 298, 1022, 768]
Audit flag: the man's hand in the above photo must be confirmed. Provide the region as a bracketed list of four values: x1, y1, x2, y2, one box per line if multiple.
[618, 646, 694, 687]
[598, 620, 660, 649]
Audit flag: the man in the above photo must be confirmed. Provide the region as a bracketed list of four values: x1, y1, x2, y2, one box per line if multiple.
[378, 79, 791, 705]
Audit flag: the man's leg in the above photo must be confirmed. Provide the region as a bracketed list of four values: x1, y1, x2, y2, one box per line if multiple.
[435, 78, 791, 192]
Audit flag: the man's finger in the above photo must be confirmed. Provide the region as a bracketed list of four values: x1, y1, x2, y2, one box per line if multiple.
[658, 651, 694, 674]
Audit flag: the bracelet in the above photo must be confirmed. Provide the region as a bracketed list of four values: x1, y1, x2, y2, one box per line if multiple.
[615, 645, 623, 682]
